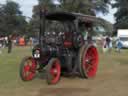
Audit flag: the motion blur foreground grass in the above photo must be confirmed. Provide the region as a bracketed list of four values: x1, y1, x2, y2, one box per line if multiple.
[0, 46, 128, 96]
[0, 47, 31, 87]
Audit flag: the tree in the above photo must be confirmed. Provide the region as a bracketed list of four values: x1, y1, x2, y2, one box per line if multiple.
[0, 1, 27, 36]
[59, 0, 111, 15]
[32, 0, 56, 18]
[112, 0, 128, 29]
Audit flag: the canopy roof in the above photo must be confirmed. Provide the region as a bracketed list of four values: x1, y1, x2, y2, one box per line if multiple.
[44, 12, 98, 22]
[45, 12, 76, 21]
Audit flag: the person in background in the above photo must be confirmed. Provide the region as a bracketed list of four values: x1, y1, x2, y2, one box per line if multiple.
[4, 36, 8, 47]
[106, 36, 111, 48]
[109, 37, 113, 52]
[8, 35, 12, 53]
[116, 38, 123, 53]
[0, 40, 2, 54]
[103, 36, 112, 53]
[102, 37, 108, 53]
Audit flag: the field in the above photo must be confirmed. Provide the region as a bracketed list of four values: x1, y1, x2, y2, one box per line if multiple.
[0, 46, 128, 96]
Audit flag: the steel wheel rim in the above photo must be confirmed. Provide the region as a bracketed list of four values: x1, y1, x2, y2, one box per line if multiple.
[83, 46, 98, 77]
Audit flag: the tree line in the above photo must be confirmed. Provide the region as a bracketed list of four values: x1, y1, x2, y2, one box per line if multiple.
[0, 1, 27, 36]
[112, 0, 128, 34]
[0, 0, 124, 37]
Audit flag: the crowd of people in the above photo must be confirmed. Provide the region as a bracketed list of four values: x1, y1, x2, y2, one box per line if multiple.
[0, 34, 124, 54]
[102, 36, 123, 53]
[0, 35, 39, 54]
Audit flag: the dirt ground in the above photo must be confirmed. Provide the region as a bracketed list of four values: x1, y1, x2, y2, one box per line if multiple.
[0, 47, 128, 96]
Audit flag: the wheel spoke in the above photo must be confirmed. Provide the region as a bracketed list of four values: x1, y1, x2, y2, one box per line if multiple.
[24, 65, 30, 72]
[50, 68, 55, 75]
[86, 64, 93, 73]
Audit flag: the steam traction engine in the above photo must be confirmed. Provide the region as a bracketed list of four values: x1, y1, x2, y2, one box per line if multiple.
[19, 12, 99, 84]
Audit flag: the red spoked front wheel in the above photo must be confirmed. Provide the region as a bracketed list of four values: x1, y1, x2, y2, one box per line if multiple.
[20, 56, 37, 81]
[46, 58, 61, 84]
[79, 45, 99, 78]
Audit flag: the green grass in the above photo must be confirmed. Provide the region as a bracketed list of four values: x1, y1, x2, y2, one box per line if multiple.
[0, 46, 128, 96]
[0, 47, 30, 85]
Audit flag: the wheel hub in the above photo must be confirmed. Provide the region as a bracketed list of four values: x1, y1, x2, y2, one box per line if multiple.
[53, 69, 57, 74]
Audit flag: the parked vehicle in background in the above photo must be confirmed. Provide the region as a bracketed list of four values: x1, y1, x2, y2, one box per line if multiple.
[117, 29, 128, 48]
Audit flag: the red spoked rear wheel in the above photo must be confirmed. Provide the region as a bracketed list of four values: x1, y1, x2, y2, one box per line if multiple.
[83, 46, 98, 77]
[79, 45, 99, 78]
[20, 56, 37, 81]
[46, 58, 61, 84]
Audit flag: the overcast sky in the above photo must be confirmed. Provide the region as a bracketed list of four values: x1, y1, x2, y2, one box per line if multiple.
[0, 0, 116, 24]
